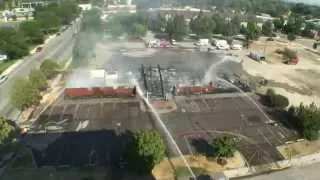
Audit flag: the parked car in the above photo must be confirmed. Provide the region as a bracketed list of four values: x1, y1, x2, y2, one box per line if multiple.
[0, 75, 8, 85]
[217, 44, 230, 50]
[231, 44, 242, 50]
[171, 39, 176, 45]
[36, 46, 43, 52]
[0, 54, 8, 62]
[266, 37, 274, 41]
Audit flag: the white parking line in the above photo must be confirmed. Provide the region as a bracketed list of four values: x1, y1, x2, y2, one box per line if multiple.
[73, 104, 79, 119]
[277, 125, 289, 138]
[278, 132, 285, 138]
[191, 100, 200, 112]
[265, 126, 282, 144]
[184, 136, 194, 155]
[257, 128, 273, 146]
[86, 106, 91, 119]
[60, 105, 67, 121]
[100, 103, 104, 119]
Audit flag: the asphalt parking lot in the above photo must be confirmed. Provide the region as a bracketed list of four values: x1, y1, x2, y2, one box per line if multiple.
[32, 98, 153, 133]
[26, 94, 298, 167]
[24, 98, 154, 167]
[160, 94, 298, 166]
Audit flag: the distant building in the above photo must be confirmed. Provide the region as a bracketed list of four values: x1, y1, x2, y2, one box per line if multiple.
[256, 13, 276, 22]
[78, 4, 92, 11]
[21, 0, 57, 8]
[12, 7, 34, 17]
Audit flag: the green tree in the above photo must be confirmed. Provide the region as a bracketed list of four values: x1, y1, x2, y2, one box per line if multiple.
[40, 60, 60, 79]
[273, 17, 284, 31]
[129, 23, 147, 38]
[0, 28, 29, 59]
[166, 15, 187, 41]
[126, 129, 166, 173]
[82, 8, 102, 33]
[291, 3, 311, 15]
[247, 20, 261, 40]
[287, 33, 296, 41]
[266, 88, 289, 109]
[19, 21, 44, 44]
[190, 12, 216, 37]
[0, 116, 15, 145]
[108, 24, 125, 38]
[262, 20, 273, 36]
[212, 136, 235, 158]
[29, 69, 48, 91]
[294, 103, 320, 140]
[10, 78, 41, 110]
[283, 14, 304, 35]
[36, 11, 61, 32]
[150, 13, 166, 33]
[55, 0, 80, 25]
[301, 23, 315, 38]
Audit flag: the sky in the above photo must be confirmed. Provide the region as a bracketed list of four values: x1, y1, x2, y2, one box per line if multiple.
[283, 0, 320, 6]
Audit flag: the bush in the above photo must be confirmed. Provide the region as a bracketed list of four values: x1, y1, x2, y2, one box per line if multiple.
[287, 33, 296, 41]
[266, 88, 289, 109]
[212, 136, 235, 158]
[282, 48, 297, 59]
[40, 60, 60, 79]
[291, 103, 320, 140]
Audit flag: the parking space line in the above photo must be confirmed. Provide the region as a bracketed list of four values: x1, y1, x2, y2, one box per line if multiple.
[100, 103, 104, 119]
[86, 106, 91, 120]
[265, 126, 282, 144]
[73, 104, 79, 119]
[184, 136, 194, 155]
[278, 132, 285, 138]
[46, 107, 54, 121]
[201, 98, 210, 111]
[257, 128, 273, 146]
[277, 125, 290, 138]
[60, 105, 67, 121]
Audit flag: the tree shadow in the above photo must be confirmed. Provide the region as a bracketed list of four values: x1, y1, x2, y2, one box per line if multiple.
[22, 129, 155, 180]
[191, 138, 215, 157]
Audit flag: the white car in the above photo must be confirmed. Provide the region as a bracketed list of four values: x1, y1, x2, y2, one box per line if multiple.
[231, 44, 242, 50]
[217, 44, 230, 50]
[0, 75, 8, 85]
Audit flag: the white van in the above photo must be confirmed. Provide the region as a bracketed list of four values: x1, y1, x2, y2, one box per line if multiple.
[231, 44, 242, 50]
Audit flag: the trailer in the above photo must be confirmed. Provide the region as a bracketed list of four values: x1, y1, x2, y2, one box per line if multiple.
[285, 57, 299, 65]
[175, 82, 214, 96]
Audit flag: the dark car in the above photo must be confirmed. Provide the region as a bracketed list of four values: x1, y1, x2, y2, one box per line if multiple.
[36, 46, 43, 52]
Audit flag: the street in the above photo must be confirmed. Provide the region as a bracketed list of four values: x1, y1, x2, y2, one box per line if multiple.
[0, 22, 77, 117]
[246, 162, 320, 180]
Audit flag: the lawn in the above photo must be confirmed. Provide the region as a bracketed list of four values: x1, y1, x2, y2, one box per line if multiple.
[0, 60, 16, 74]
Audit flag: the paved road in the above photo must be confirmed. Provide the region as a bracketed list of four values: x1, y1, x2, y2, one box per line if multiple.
[246, 163, 320, 180]
[0, 22, 77, 117]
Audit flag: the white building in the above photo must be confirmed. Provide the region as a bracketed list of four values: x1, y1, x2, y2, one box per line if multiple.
[78, 4, 92, 11]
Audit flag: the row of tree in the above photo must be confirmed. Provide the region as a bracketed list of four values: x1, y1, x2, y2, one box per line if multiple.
[106, 13, 148, 39]
[168, 0, 320, 18]
[10, 60, 60, 110]
[0, 0, 79, 60]
[265, 88, 320, 141]
[289, 103, 320, 140]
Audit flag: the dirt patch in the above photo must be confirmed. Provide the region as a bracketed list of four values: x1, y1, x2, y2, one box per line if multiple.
[295, 69, 320, 79]
[277, 140, 320, 159]
[152, 151, 246, 179]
